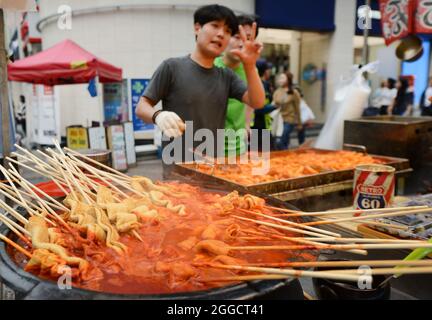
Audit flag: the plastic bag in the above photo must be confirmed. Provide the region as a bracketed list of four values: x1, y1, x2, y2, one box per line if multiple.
[315, 61, 379, 150]
[270, 109, 283, 138]
[300, 99, 315, 124]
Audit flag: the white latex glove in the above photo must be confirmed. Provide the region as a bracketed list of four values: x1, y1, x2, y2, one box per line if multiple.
[154, 111, 185, 138]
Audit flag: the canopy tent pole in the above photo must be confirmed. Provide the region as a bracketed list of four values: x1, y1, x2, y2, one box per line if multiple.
[0, 8, 12, 160]
[361, 0, 371, 66]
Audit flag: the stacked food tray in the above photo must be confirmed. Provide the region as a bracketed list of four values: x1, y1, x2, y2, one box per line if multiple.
[173, 149, 411, 211]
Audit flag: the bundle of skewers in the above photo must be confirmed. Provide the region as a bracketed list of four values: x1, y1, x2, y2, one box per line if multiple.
[0, 141, 431, 294]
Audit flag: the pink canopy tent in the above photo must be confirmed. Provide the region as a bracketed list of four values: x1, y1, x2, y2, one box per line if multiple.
[7, 39, 122, 85]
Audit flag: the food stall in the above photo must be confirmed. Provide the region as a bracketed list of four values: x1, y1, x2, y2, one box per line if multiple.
[1, 144, 432, 300]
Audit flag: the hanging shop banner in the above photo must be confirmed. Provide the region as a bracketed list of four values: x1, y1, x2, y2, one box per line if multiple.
[379, 0, 414, 45]
[88, 126, 107, 150]
[30, 84, 60, 146]
[66, 127, 89, 149]
[415, 0, 432, 33]
[107, 124, 128, 171]
[103, 82, 129, 122]
[130, 79, 154, 132]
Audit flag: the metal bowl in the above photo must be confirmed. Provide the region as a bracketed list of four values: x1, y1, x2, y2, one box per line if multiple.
[395, 35, 424, 62]
[0, 189, 314, 300]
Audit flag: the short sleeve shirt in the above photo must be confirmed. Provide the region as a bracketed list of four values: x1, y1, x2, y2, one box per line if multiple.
[143, 55, 247, 159]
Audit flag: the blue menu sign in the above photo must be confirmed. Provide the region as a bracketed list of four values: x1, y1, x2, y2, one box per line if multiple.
[131, 79, 154, 132]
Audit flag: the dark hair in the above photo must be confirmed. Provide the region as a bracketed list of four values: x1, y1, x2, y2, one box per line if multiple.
[256, 59, 271, 77]
[395, 77, 409, 103]
[194, 4, 238, 35]
[236, 14, 259, 37]
[286, 71, 294, 93]
[387, 78, 396, 89]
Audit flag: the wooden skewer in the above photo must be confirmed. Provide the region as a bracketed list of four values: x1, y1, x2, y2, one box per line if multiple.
[64, 157, 105, 202]
[12, 147, 65, 181]
[0, 234, 32, 258]
[132, 230, 144, 242]
[12, 146, 59, 177]
[34, 150, 71, 180]
[0, 183, 64, 212]
[240, 229, 425, 244]
[244, 259, 432, 268]
[49, 177, 69, 196]
[64, 146, 130, 179]
[264, 205, 300, 213]
[54, 153, 94, 204]
[266, 234, 367, 255]
[239, 229, 358, 253]
[0, 198, 28, 225]
[202, 266, 432, 283]
[290, 237, 425, 244]
[51, 145, 101, 201]
[303, 207, 432, 226]
[267, 205, 428, 216]
[322, 266, 432, 276]
[203, 275, 287, 282]
[0, 166, 39, 217]
[0, 184, 44, 213]
[233, 215, 339, 238]
[0, 212, 32, 247]
[6, 168, 61, 227]
[238, 208, 341, 238]
[6, 156, 64, 185]
[67, 153, 129, 198]
[355, 220, 408, 230]
[204, 263, 363, 282]
[66, 151, 140, 197]
[7, 166, 59, 214]
[229, 242, 432, 251]
[31, 152, 76, 197]
[0, 212, 31, 238]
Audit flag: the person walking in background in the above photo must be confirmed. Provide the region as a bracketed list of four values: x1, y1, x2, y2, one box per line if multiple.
[273, 72, 301, 150]
[420, 77, 432, 116]
[250, 59, 276, 151]
[379, 78, 397, 115]
[388, 77, 414, 116]
[14, 95, 27, 145]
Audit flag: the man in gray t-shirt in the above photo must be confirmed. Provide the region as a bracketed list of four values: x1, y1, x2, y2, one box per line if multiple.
[143, 55, 247, 158]
[136, 5, 265, 167]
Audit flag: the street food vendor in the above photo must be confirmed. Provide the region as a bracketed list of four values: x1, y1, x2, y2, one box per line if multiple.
[135, 4, 265, 175]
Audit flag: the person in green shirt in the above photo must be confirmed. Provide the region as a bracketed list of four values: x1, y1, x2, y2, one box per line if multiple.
[214, 15, 259, 156]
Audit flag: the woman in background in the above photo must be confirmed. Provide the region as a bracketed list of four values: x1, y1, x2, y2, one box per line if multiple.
[379, 78, 397, 115]
[273, 72, 301, 150]
[388, 77, 414, 116]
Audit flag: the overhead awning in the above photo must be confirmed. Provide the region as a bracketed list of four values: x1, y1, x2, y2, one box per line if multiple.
[255, 0, 336, 32]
